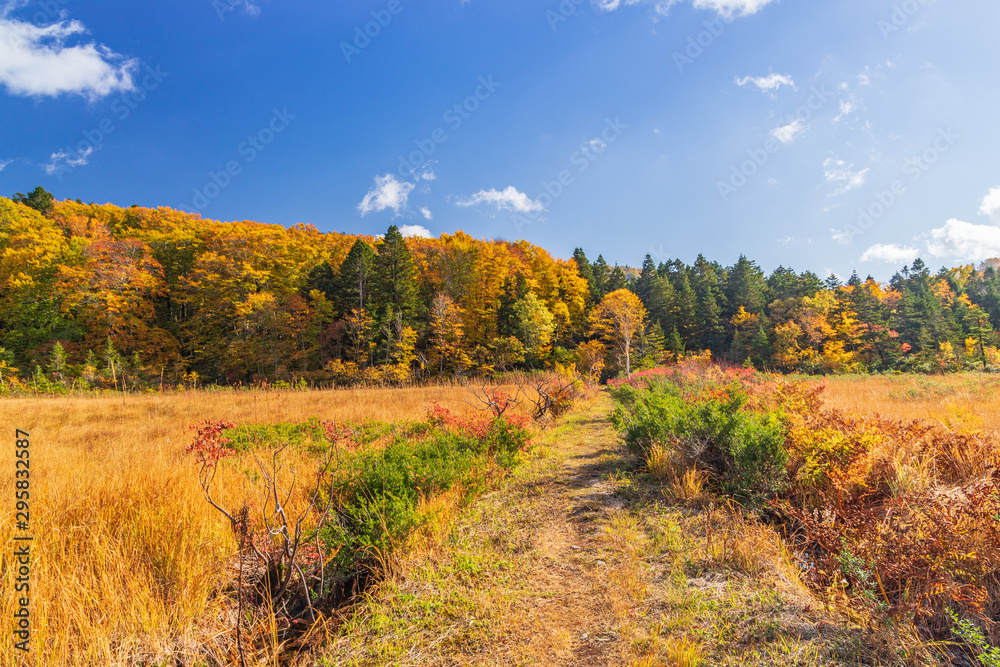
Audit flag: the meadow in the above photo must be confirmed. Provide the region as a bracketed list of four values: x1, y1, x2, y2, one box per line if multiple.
[4, 371, 1000, 666]
[0, 384, 543, 667]
[805, 372, 1000, 432]
[611, 366, 1000, 664]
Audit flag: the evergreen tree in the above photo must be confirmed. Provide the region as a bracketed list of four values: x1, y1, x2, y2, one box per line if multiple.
[332, 239, 377, 315]
[671, 269, 698, 347]
[766, 266, 799, 303]
[592, 255, 610, 301]
[692, 255, 725, 352]
[48, 341, 67, 382]
[12, 186, 55, 215]
[573, 248, 596, 303]
[665, 325, 684, 356]
[304, 260, 337, 300]
[606, 265, 628, 293]
[725, 255, 768, 316]
[634, 254, 657, 304]
[373, 225, 419, 326]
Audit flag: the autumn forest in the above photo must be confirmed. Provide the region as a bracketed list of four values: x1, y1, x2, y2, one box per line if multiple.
[2, 188, 1000, 392]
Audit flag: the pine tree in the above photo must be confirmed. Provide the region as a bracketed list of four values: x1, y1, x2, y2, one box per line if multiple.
[333, 239, 377, 315]
[592, 255, 610, 301]
[49, 341, 67, 382]
[12, 186, 54, 215]
[692, 255, 725, 352]
[304, 260, 337, 300]
[373, 225, 419, 326]
[634, 254, 657, 304]
[606, 265, 627, 293]
[724, 255, 767, 317]
[573, 248, 596, 304]
[671, 269, 698, 347]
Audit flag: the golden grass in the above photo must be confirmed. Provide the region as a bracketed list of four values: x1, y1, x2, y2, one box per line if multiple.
[806, 373, 1000, 433]
[0, 384, 523, 667]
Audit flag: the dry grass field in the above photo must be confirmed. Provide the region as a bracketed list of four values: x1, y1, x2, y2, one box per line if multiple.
[4, 373, 1000, 667]
[802, 372, 1000, 433]
[0, 385, 536, 667]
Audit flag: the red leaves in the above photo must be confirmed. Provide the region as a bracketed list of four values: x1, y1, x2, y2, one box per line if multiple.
[185, 420, 237, 465]
[319, 420, 357, 450]
[425, 401, 529, 439]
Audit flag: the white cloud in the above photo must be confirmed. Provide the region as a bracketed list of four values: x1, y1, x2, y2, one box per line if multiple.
[830, 228, 852, 246]
[399, 224, 433, 239]
[735, 72, 795, 95]
[771, 119, 804, 145]
[419, 207, 433, 220]
[358, 174, 415, 216]
[0, 15, 136, 98]
[0, 159, 11, 171]
[823, 158, 870, 196]
[691, 0, 779, 18]
[418, 168, 436, 181]
[978, 186, 1000, 222]
[234, 0, 262, 16]
[834, 100, 856, 122]
[925, 219, 1000, 263]
[860, 243, 920, 264]
[456, 186, 545, 215]
[43, 145, 93, 174]
[596, 0, 775, 18]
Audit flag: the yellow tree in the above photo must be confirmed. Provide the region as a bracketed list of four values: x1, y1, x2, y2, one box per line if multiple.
[428, 292, 468, 375]
[589, 289, 648, 376]
[55, 239, 169, 356]
[0, 198, 71, 355]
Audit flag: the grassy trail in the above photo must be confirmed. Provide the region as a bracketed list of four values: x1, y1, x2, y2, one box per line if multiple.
[323, 395, 913, 667]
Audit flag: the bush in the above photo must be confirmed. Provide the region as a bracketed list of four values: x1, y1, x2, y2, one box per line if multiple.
[321, 412, 531, 578]
[610, 380, 788, 503]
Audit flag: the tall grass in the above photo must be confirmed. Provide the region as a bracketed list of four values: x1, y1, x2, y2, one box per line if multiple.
[0, 384, 531, 666]
[611, 363, 1000, 654]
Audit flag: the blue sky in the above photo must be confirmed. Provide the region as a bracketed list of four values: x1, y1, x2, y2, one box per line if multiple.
[1, 0, 999, 279]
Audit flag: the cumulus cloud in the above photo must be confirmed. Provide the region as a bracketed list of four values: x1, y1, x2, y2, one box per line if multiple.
[823, 158, 870, 196]
[456, 186, 545, 215]
[0, 14, 136, 98]
[860, 243, 920, 264]
[419, 207, 432, 220]
[978, 186, 1000, 222]
[399, 224, 433, 239]
[771, 119, 804, 145]
[735, 72, 795, 95]
[925, 219, 1000, 263]
[358, 174, 415, 216]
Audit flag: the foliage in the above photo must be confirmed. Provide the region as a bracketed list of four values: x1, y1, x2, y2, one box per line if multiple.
[609, 371, 788, 503]
[610, 359, 1000, 653]
[3, 194, 1000, 390]
[590, 288, 648, 376]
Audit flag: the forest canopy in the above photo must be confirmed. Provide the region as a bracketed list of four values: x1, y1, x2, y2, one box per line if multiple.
[2, 191, 999, 390]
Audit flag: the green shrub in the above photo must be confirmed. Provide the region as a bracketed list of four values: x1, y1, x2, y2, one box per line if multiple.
[610, 381, 788, 503]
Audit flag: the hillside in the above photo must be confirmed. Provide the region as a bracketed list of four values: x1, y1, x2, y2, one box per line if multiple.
[2, 193, 1000, 395]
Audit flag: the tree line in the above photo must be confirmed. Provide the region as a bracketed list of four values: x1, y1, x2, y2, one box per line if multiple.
[1, 187, 998, 391]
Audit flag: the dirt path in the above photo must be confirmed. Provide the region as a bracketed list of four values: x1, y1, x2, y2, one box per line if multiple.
[328, 394, 878, 667]
[474, 394, 635, 666]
